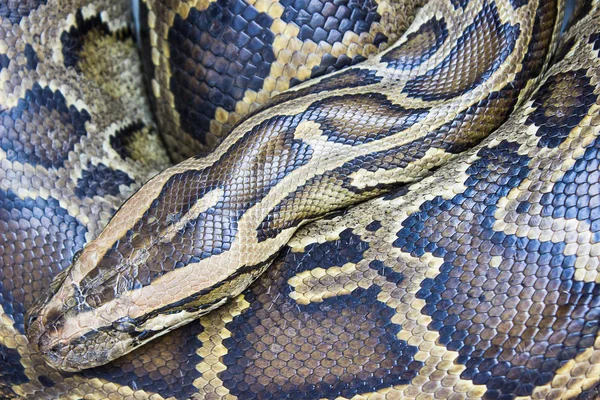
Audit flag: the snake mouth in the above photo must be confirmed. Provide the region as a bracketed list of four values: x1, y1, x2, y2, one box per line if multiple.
[25, 258, 79, 369]
[25, 316, 76, 371]
[32, 335, 96, 372]
[26, 311, 127, 372]
[25, 301, 70, 369]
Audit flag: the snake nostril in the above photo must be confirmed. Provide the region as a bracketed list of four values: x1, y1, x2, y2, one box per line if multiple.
[46, 345, 61, 362]
[24, 314, 37, 331]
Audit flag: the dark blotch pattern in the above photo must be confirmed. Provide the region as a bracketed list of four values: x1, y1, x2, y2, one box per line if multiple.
[259, 84, 520, 242]
[382, 185, 409, 200]
[578, 384, 600, 400]
[168, 0, 275, 143]
[307, 54, 368, 82]
[138, 0, 156, 112]
[0, 54, 9, 71]
[403, 2, 520, 101]
[308, 93, 428, 145]
[514, 0, 557, 88]
[538, 134, 600, 232]
[280, 0, 381, 79]
[0, 0, 47, 24]
[109, 121, 146, 160]
[24, 44, 38, 70]
[61, 10, 109, 71]
[0, 188, 87, 334]
[394, 141, 600, 399]
[551, 35, 576, 65]
[0, 83, 91, 169]
[266, 68, 382, 110]
[450, 0, 469, 8]
[221, 229, 422, 399]
[0, 343, 28, 396]
[256, 94, 431, 242]
[509, 0, 528, 8]
[37, 375, 54, 388]
[382, 17, 448, 70]
[75, 162, 135, 199]
[281, 0, 380, 43]
[365, 220, 382, 231]
[526, 69, 597, 148]
[82, 322, 204, 400]
[369, 260, 404, 283]
[589, 31, 600, 54]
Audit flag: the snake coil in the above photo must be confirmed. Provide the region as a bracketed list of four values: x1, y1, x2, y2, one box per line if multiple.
[2, 0, 600, 398]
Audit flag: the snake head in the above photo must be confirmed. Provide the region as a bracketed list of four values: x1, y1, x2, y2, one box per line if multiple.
[26, 251, 86, 371]
[23, 217, 245, 372]
[25, 249, 142, 371]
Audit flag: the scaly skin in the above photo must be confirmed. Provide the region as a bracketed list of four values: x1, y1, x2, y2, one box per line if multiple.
[26, 0, 562, 372]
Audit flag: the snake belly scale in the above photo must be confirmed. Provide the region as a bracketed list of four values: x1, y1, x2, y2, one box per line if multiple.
[3, 0, 600, 398]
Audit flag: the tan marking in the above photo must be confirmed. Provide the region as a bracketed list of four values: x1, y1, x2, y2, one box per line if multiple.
[159, 187, 224, 244]
[348, 148, 455, 190]
[288, 262, 367, 304]
[517, 338, 600, 399]
[493, 104, 600, 282]
[329, 385, 409, 400]
[137, 298, 228, 332]
[193, 295, 250, 399]
[386, 252, 489, 400]
[287, 221, 349, 252]
[21, 0, 574, 384]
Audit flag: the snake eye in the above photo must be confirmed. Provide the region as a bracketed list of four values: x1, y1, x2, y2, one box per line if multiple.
[72, 249, 83, 263]
[112, 317, 137, 333]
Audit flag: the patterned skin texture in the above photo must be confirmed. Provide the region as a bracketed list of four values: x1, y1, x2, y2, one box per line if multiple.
[4, 1, 600, 400]
[146, 0, 584, 163]
[192, 8, 600, 399]
[140, 0, 427, 161]
[0, 0, 170, 397]
[22, 1, 560, 371]
[24, 0, 564, 373]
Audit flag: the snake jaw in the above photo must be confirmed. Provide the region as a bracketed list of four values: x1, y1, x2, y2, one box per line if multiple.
[26, 307, 73, 371]
[26, 288, 73, 370]
[24, 247, 207, 371]
[25, 257, 102, 371]
[26, 292, 133, 372]
[25, 261, 72, 351]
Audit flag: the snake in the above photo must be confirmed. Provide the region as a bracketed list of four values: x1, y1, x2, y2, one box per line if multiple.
[2, 0, 600, 397]
[26, 0, 563, 370]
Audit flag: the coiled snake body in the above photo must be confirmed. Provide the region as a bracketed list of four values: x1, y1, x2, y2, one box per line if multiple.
[2, 0, 600, 398]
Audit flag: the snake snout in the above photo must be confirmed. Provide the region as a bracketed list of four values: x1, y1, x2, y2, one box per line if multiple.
[36, 335, 83, 372]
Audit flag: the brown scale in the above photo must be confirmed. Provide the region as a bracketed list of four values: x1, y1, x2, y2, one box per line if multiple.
[0, 83, 92, 169]
[0, 0, 169, 396]
[259, 67, 384, 111]
[6, 0, 600, 399]
[189, 10, 600, 400]
[25, 0, 564, 376]
[71, 112, 313, 312]
[380, 16, 448, 69]
[526, 69, 598, 148]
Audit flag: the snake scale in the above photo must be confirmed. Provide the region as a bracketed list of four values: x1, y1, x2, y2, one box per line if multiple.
[2, 0, 600, 396]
